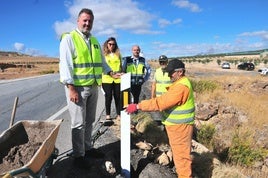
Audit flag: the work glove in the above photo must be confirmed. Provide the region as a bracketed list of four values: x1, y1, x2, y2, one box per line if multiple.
[126, 104, 138, 114]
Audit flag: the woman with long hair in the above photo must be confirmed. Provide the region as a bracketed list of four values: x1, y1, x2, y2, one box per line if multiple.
[102, 37, 123, 120]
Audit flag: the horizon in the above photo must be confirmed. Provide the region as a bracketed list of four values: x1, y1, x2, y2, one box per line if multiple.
[1, 48, 267, 60]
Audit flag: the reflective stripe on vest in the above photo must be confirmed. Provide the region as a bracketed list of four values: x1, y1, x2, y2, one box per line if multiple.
[102, 54, 121, 84]
[70, 31, 102, 86]
[155, 68, 171, 97]
[162, 77, 195, 125]
[126, 57, 145, 85]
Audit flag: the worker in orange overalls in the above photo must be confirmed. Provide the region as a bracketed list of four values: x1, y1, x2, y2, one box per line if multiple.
[126, 58, 195, 178]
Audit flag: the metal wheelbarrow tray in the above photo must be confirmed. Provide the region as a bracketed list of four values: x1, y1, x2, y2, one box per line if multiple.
[0, 119, 62, 178]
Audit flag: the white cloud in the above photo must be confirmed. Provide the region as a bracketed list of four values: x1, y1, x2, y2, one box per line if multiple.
[158, 19, 171, 28]
[147, 29, 268, 58]
[230, 30, 268, 51]
[238, 30, 268, 41]
[173, 18, 183, 24]
[14, 42, 25, 52]
[25, 48, 43, 56]
[54, 0, 158, 38]
[13, 42, 45, 56]
[52, 0, 266, 59]
[151, 41, 248, 57]
[54, 21, 76, 39]
[158, 18, 182, 28]
[172, 0, 202, 12]
[248, 42, 265, 48]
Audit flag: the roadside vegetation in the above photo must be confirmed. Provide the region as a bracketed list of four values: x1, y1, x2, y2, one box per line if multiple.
[191, 75, 267, 177]
[134, 72, 267, 177]
[147, 56, 267, 177]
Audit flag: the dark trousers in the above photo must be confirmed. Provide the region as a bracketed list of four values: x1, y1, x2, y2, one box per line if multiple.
[102, 82, 121, 116]
[131, 84, 142, 104]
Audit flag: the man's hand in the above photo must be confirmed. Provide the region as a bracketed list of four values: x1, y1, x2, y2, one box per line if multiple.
[68, 85, 79, 103]
[126, 104, 138, 114]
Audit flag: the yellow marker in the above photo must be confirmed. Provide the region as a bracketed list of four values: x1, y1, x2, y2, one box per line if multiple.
[123, 91, 129, 108]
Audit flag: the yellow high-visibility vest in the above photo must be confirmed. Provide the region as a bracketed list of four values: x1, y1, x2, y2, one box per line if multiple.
[125, 57, 145, 85]
[102, 54, 121, 84]
[155, 67, 171, 96]
[62, 30, 103, 86]
[162, 77, 195, 125]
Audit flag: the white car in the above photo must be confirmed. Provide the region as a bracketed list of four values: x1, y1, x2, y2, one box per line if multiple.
[221, 62, 230, 69]
[258, 68, 268, 76]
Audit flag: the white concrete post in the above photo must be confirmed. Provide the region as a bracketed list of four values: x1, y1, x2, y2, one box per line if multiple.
[120, 73, 131, 178]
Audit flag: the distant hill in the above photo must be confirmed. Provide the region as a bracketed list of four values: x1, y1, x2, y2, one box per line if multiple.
[0, 51, 31, 57]
[207, 48, 268, 57]
[181, 48, 268, 58]
[1, 48, 268, 59]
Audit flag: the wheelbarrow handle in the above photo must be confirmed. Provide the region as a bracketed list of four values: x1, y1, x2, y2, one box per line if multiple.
[10, 97, 19, 128]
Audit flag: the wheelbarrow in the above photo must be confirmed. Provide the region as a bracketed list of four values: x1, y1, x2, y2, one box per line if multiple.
[0, 119, 63, 178]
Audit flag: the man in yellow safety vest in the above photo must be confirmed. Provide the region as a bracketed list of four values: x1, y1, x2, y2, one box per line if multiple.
[151, 55, 171, 98]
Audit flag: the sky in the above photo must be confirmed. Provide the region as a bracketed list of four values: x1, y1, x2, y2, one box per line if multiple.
[1, 0, 268, 59]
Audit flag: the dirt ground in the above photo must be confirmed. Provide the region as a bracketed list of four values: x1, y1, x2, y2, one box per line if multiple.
[0, 122, 55, 175]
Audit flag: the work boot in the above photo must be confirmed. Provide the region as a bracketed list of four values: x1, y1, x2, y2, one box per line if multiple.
[85, 148, 105, 158]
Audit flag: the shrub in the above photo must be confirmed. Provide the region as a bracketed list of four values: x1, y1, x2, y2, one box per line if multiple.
[228, 131, 266, 166]
[39, 69, 55, 74]
[190, 79, 218, 93]
[197, 123, 216, 149]
[217, 59, 221, 66]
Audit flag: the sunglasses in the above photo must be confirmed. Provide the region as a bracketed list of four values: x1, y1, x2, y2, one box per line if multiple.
[108, 43, 116, 46]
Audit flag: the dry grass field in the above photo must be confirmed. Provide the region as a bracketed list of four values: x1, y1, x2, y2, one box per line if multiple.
[197, 78, 267, 178]
[0, 56, 59, 80]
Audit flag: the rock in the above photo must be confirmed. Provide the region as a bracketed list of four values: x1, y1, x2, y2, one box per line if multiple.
[104, 161, 116, 174]
[138, 163, 177, 178]
[166, 149, 173, 162]
[191, 139, 210, 154]
[195, 103, 218, 121]
[156, 152, 170, 166]
[135, 141, 153, 150]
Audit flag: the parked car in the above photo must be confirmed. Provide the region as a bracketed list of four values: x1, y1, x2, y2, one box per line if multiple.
[221, 62, 230, 69]
[237, 62, 255, 71]
[258, 67, 268, 76]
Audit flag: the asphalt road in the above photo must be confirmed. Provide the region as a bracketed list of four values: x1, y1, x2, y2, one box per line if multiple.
[0, 74, 67, 133]
[0, 73, 108, 154]
[0, 74, 115, 177]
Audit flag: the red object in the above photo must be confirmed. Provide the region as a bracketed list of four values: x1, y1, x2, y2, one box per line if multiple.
[126, 104, 138, 114]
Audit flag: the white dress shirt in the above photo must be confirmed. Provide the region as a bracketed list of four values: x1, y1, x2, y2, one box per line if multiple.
[59, 29, 111, 85]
